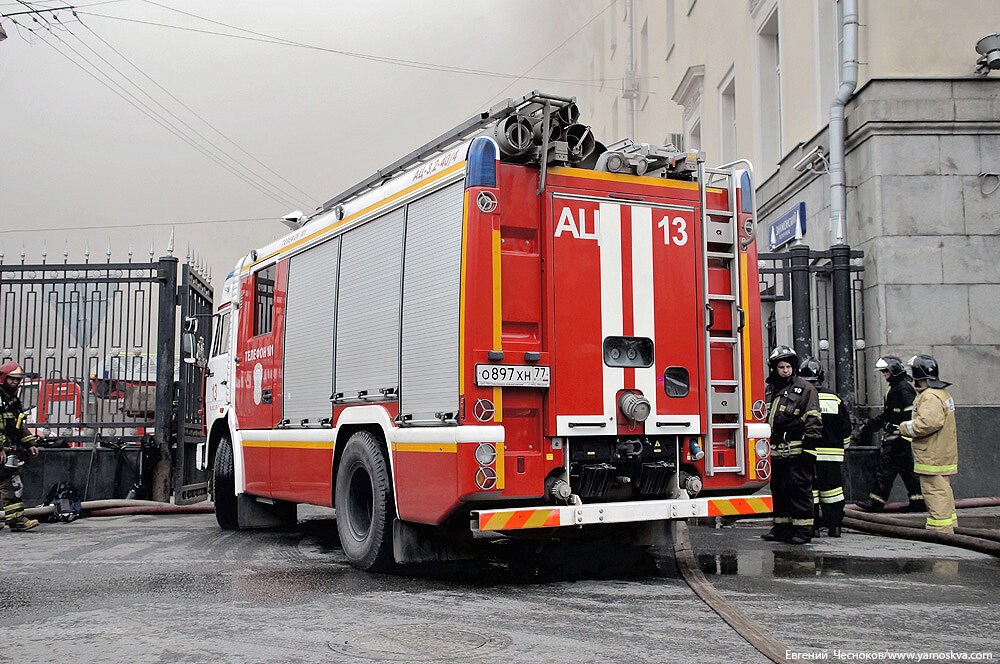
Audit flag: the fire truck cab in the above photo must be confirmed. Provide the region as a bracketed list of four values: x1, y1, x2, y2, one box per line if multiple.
[204, 92, 773, 571]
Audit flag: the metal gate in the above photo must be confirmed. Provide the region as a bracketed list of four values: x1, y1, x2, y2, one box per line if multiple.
[173, 262, 214, 504]
[0, 245, 212, 503]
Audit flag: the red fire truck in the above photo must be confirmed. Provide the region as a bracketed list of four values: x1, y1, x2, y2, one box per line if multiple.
[202, 92, 773, 570]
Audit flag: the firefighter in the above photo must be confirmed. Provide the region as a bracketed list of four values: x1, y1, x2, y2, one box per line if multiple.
[899, 355, 958, 533]
[0, 361, 40, 532]
[798, 357, 852, 537]
[856, 355, 925, 513]
[761, 346, 823, 545]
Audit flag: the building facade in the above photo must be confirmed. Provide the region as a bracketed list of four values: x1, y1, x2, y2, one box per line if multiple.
[575, 0, 1000, 499]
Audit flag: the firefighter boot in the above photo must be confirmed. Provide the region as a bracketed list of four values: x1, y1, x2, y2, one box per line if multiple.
[828, 524, 842, 537]
[902, 499, 927, 513]
[9, 518, 39, 532]
[761, 525, 791, 542]
[788, 527, 812, 545]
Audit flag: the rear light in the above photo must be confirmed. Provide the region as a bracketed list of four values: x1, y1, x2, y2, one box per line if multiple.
[475, 466, 497, 490]
[755, 458, 771, 481]
[474, 443, 496, 466]
[754, 438, 770, 458]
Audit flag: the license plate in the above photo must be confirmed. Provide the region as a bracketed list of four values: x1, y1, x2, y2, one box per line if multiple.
[475, 364, 550, 388]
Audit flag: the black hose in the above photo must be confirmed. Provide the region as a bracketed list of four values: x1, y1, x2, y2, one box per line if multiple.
[842, 513, 1000, 558]
[844, 509, 1000, 544]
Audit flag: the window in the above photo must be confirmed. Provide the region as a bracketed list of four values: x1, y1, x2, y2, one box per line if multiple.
[212, 311, 231, 357]
[672, 64, 704, 152]
[757, 7, 782, 169]
[663, 0, 677, 60]
[253, 265, 275, 337]
[719, 68, 737, 163]
[814, 0, 842, 127]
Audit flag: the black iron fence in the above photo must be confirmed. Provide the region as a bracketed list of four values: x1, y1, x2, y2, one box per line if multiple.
[0, 243, 212, 504]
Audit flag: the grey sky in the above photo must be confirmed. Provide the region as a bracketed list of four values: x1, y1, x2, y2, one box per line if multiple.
[1, 0, 602, 289]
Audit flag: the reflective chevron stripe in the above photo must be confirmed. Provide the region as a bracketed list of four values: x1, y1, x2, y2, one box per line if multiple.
[706, 496, 773, 516]
[478, 509, 561, 531]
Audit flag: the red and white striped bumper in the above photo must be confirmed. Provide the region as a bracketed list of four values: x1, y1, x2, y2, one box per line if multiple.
[471, 495, 772, 532]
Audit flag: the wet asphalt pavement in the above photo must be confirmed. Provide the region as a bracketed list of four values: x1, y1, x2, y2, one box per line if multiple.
[1, 507, 997, 664]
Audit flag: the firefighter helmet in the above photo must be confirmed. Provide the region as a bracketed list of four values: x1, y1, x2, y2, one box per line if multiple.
[768, 345, 798, 372]
[907, 354, 950, 389]
[874, 355, 906, 379]
[0, 361, 26, 385]
[798, 357, 825, 385]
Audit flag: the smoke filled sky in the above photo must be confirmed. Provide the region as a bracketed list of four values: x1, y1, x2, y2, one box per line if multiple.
[1, 0, 604, 288]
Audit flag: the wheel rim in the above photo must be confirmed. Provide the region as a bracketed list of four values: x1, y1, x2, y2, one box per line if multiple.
[346, 462, 374, 541]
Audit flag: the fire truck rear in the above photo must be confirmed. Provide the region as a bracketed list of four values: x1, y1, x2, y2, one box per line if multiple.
[201, 92, 772, 571]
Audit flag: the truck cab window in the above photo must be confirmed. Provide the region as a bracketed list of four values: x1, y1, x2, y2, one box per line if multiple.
[212, 312, 231, 357]
[253, 266, 275, 337]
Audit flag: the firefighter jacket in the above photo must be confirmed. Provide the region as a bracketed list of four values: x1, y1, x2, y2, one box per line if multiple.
[766, 375, 823, 458]
[899, 387, 957, 476]
[0, 389, 37, 457]
[859, 374, 916, 443]
[813, 391, 853, 462]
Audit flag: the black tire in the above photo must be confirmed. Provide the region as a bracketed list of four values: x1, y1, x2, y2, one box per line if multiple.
[335, 430, 395, 571]
[213, 435, 239, 530]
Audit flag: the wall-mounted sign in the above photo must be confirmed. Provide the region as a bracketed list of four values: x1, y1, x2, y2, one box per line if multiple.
[768, 201, 806, 250]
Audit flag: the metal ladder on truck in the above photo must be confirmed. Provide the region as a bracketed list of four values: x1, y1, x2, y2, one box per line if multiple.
[698, 162, 746, 477]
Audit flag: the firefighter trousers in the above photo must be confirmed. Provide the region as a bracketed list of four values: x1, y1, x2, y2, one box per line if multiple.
[770, 453, 816, 538]
[919, 474, 956, 533]
[869, 437, 924, 507]
[812, 460, 845, 529]
[1, 468, 26, 526]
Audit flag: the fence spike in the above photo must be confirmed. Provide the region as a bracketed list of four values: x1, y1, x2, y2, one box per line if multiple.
[84, 240, 90, 263]
[63, 240, 69, 263]
[39, 242, 45, 264]
[21, 243, 27, 264]
[128, 243, 134, 262]
[0, 245, 4, 264]
[149, 241, 154, 260]
[167, 227, 175, 256]
[106, 240, 112, 262]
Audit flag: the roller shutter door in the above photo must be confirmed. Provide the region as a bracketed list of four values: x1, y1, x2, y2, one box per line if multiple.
[400, 181, 464, 421]
[282, 237, 339, 424]
[335, 208, 404, 399]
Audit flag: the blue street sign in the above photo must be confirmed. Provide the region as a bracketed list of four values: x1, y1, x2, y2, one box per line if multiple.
[768, 201, 806, 250]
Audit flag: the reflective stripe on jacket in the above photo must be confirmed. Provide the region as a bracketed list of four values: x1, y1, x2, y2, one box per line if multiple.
[899, 387, 957, 475]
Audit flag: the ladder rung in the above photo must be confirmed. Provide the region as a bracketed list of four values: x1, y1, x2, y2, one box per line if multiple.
[707, 251, 735, 259]
[709, 336, 737, 343]
[711, 423, 741, 429]
[710, 380, 740, 387]
[708, 293, 737, 301]
[706, 209, 734, 217]
[711, 465, 742, 471]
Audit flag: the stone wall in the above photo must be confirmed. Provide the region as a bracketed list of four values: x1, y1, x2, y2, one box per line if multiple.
[757, 78, 1000, 499]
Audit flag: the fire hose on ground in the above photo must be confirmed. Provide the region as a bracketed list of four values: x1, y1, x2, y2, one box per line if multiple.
[839, 496, 1000, 558]
[22, 499, 215, 520]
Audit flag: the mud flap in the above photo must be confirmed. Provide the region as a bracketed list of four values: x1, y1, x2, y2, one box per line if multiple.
[236, 494, 296, 528]
[393, 519, 475, 565]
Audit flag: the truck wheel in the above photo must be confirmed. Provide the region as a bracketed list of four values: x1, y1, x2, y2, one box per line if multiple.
[213, 435, 239, 530]
[335, 430, 395, 571]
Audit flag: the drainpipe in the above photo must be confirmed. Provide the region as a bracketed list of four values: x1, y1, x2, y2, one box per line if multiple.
[829, 0, 859, 245]
[830, 0, 859, 408]
[624, 0, 636, 138]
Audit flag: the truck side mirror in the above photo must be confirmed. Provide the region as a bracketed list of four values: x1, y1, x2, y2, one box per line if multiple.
[183, 333, 207, 367]
[182, 333, 196, 365]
